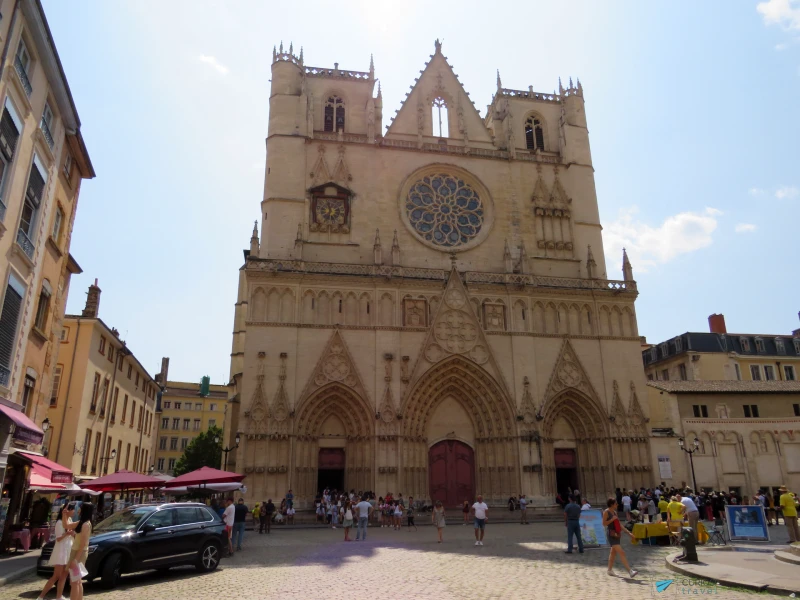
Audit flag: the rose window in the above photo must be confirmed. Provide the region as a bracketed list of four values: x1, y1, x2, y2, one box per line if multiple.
[405, 173, 484, 248]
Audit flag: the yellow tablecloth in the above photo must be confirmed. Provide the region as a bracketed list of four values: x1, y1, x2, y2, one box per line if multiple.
[631, 521, 708, 544]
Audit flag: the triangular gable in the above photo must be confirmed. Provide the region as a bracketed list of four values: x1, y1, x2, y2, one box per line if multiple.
[610, 380, 629, 437]
[531, 172, 548, 204]
[297, 329, 371, 406]
[549, 172, 570, 205]
[385, 45, 492, 143]
[542, 339, 602, 408]
[311, 146, 332, 186]
[245, 363, 270, 435]
[628, 381, 646, 430]
[403, 268, 511, 400]
[377, 386, 398, 437]
[520, 376, 538, 425]
[331, 145, 351, 184]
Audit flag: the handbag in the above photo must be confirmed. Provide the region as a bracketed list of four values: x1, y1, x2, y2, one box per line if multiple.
[608, 511, 622, 538]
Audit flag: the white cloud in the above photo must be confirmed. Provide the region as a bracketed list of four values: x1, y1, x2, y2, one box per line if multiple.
[197, 54, 229, 75]
[757, 0, 800, 30]
[748, 187, 766, 196]
[603, 206, 720, 273]
[775, 185, 799, 198]
[735, 223, 758, 233]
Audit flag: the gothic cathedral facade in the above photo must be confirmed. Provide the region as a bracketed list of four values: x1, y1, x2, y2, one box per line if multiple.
[227, 41, 652, 507]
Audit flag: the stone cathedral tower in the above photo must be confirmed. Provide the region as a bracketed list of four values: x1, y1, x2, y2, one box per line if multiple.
[226, 41, 651, 507]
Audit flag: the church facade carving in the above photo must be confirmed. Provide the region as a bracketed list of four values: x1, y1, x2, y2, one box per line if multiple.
[227, 41, 650, 508]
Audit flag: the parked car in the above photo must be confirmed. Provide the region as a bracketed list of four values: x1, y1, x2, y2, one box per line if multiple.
[37, 502, 226, 589]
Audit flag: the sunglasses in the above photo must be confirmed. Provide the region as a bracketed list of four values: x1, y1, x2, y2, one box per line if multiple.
[66, 504, 76, 510]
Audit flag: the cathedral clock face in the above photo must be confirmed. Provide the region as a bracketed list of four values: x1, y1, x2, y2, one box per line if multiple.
[316, 198, 345, 225]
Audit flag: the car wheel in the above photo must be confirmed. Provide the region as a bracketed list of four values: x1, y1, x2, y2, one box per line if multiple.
[196, 542, 220, 573]
[100, 553, 122, 589]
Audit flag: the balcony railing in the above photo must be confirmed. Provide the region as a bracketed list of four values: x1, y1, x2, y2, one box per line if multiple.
[14, 57, 32, 97]
[16, 228, 34, 259]
[40, 118, 54, 150]
[0, 365, 10, 388]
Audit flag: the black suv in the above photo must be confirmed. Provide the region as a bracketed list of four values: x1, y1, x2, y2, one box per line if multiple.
[38, 502, 226, 589]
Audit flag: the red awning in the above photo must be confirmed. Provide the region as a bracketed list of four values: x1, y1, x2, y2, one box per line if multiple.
[0, 403, 43, 444]
[163, 466, 245, 488]
[29, 465, 66, 492]
[16, 451, 73, 484]
[79, 470, 166, 493]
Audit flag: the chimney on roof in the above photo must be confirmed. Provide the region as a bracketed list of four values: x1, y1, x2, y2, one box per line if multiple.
[159, 357, 170, 386]
[708, 313, 727, 334]
[82, 278, 101, 318]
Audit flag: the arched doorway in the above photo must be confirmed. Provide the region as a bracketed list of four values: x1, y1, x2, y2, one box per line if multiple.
[429, 440, 475, 507]
[318, 448, 345, 492]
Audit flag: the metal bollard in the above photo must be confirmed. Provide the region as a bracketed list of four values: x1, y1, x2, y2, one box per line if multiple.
[678, 526, 699, 562]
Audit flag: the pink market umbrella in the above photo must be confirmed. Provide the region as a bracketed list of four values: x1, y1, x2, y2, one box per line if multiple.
[79, 470, 165, 493]
[162, 467, 244, 489]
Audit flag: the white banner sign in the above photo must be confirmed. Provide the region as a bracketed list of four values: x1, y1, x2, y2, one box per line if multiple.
[658, 456, 672, 479]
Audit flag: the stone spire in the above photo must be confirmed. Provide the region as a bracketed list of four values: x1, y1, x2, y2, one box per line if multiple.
[82, 279, 101, 318]
[496, 69, 502, 91]
[391, 229, 400, 265]
[294, 223, 303, 259]
[558, 77, 564, 95]
[586, 245, 597, 279]
[517, 241, 527, 274]
[272, 45, 276, 62]
[503, 239, 512, 273]
[622, 248, 633, 281]
[299, 46, 304, 65]
[377, 81, 383, 100]
[369, 53, 374, 80]
[373, 229, 383, 265]
[250, 220, 259, 256]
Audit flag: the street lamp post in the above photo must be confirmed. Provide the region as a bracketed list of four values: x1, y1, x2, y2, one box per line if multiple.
[99, 449, 117, 474]
[677, 437, 700, 492]
[215, 433, 240, 471]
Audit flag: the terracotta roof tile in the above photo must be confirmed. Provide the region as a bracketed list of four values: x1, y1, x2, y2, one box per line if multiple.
[647, 380, 800, 394]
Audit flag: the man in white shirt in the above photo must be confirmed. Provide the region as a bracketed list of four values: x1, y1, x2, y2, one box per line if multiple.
[621, 493, 632, 521]
[471, 494, 489, 546]
[354, 495, 373, 541]
[678, 492, 700, 538]
[519, 494, 528, 524]
[222, 498, 235, 555]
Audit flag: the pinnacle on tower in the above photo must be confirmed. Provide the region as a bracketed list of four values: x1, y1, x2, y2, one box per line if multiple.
[295, 222, 303, 242]
[569, 76, 574, 89]
[577, 77, 582, 93]
[558, 77, 564, 95]
[272, 46, 277, 62]
[496, 69, 502, 91]
[622, 248, 633, 281]
[373, 229, 383, 265]
[369, 53, 375, 80]
[250, 220, 260, 255]
[391, 229, 400, 265]
[289, 42, 293, 55]
[279, 41, 283, 53]
[377, 81, 383, 100]
[299, 46, 304, 65]
[503, 239, 512, 273]
[586, 245, 597, 279]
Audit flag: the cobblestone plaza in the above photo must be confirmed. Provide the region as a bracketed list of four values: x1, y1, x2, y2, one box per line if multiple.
[3, 522, 789, 599]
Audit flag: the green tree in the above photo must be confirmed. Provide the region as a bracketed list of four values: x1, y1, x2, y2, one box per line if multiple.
[173, 425, 223, 476]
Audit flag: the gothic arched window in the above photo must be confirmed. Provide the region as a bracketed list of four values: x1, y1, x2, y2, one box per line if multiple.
[431, 97, 449, 138]
[324, 96, 345, 132]
[524, 115, 545, 150]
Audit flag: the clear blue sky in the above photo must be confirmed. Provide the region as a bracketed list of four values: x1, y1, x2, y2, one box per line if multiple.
[42, 0, 799, 383]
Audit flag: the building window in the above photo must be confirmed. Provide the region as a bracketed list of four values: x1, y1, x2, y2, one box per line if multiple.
[111, 387, 119, 421]
[323, 96, 345, 132]
[60, 326, 69, 342]
[80, 429, 91, 473]
[181, 438, 188, 450]
[125, 443, 130, 469]
[175, 402, 181, 410]
[121, 394, 128, 423]
[0, 100, 23, 218]
[524, 115, 545, 151]
[785, 365, 796, 381]
[647, 373, 653, 381]
[99, 336, 106, 354]
[776, 338, 786, 355]
[794, 403, 800, 416]
[195, 403, 202, 411]
[750, 365, 762, 381]
[161, 417, 168, 429]
[431, 96, 449, 138]
[63, 151, 73, 180]
[209, 403, 217, 411]
[183, 418, 190, 430]
[659, 343, 668, 357]
[661, 369, 669, 381]
[168, 458, 176, 471]
[50, 364, 62, 407]
[0, 274, 26, 387]
[89, 372, 100, 412]
[157, 457, 165, 471]
[51, 206, 63, 245]
[794, 339, 800, 355]
[764, 365, 775, 380]
[163, 401, 170, 409]
[20, 375, 35, 413]
[650, 347, 657, 362]
[138, 408, 143, 431]
[127, 364, 132, 378]
[107, 344, 114, 362]
[135, 372, 139, 387]
[740, 337, 750, 352]
[159, 437, 167, 450]
[91, 432, 101, 474]
[33, 283, 51, 331]
[15, 40, 33, 95]
[98, 378, 108, 417]
[116, 440, 122, 471]
[130, 401, 136, 428]
[194, 419, 201, 430]
[209, 419, 216, 428]
[743, 404, 759, 418]
[734, 364, 741, 380]
[755, 338, 765, 353]
[172, 418, 180, 430]
[679, 364, 687, 381]
[169, 437, 178, 450]
[674, 337, 683, 353]
[14, 157, 41, 253]
[692, 405, 709, 418]
[40, 101, 54, 149]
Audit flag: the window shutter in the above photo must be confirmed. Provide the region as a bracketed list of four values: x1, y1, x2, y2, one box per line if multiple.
[26, 163, 46, 208]
[324, 104, 334, 132]
[0, 109, 20, 161]
[525, 124, 534, 149]
[0, 281, 23, 369]
[535, 126, 545, 150]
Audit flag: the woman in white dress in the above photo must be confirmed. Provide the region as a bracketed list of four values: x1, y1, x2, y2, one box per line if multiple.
[36, 502, 76, 600]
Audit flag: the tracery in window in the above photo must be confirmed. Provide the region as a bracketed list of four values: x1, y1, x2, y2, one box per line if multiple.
[431, 97, 449, 138]
[324, 96, 345, 132]
[524, 115, 545, 150]
[405, 173, 483, 248]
